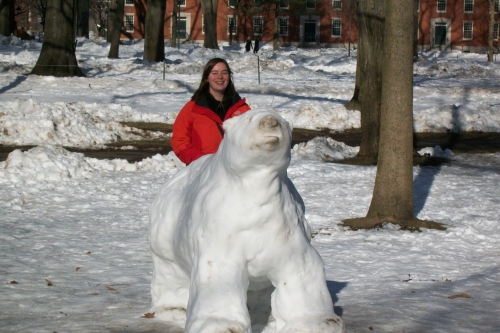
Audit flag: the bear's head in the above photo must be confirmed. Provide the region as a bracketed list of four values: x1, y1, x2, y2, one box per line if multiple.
[220, 109, 292, 171]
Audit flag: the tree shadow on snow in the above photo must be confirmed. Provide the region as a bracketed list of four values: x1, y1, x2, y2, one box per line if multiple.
[327, 280, 348, 317]
[0, 75, 27, 94]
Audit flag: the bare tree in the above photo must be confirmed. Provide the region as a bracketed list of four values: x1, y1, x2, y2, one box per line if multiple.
[89, 0, 109, 37]
[107, 0, 124, 58]
[30, 0, 84, 76]
[29, 0, 48, 31]
[144, 0, 166, 61]
[342, 0, 444, 231]
[171, 0, 178, 48]
[354, 0, 385, 161]
[77, 0, 89, 38]
[200, 0, 219, 49]
[0, 0, 10, 36]
[487, 0, 496, 62]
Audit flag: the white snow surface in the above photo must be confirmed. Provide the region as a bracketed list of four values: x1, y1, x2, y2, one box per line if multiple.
[0, 36, 499, 332]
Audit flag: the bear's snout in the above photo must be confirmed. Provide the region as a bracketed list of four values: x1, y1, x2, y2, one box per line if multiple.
[259, 115, 279, 130]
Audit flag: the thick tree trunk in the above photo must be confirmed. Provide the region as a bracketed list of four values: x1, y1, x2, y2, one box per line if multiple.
[367, 0, 414, 220]
[77, 0, 89, 38]
[108, 0, 124, 59]
[0, 0, 10, 36]
[144, 0, 166, 61]
[30, 0, 84, 77]
[200, 0, 219, 49]
[356, 0, 385, 159]
[488, 0, 495, 62]
[344, 55, 361, 111]
[413, 0, 418, 60]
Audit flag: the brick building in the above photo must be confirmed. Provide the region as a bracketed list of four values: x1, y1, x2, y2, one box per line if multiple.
[123, 0, 359, 48]
[122, 0, 499, 52]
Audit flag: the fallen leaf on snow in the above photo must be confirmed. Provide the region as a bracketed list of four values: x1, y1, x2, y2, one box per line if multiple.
[448, 293, 471, 299]
[45, 279, 53, 286]
[142, 312, 155, 318]
[76, 267, 80, 271]
[8, 280, 19, 284]
[105, 285, 117, 291]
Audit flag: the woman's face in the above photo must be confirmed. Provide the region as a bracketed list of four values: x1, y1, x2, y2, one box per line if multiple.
[207, 62, 230, 100]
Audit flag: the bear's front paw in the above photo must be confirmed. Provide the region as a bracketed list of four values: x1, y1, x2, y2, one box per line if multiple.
[185, 317, 251, 333]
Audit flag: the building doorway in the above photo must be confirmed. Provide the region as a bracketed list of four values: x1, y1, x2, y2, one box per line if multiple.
[304, 20, 316, 42]
[177, 17, 187, 39]
[434, 22, 447, 46]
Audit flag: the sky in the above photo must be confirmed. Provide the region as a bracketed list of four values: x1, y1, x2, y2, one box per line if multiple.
[0, 34, 499, 333]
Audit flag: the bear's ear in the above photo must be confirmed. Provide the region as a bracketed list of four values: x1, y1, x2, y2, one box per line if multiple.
[222, 116, 238, 133]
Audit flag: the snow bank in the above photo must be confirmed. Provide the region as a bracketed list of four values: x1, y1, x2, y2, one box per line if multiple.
[283, 105, 360, 131]
[0, 99, 169, 148]
[414, 103, 500, 133]
[0, 146, 182, 183]
[292, 137, 359, 162]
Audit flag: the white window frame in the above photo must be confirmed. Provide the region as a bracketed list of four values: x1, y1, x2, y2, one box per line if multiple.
[124, 14, 134, 32]
[463, 21, 473, 40]
[332, 0, 342, 10]
[331, 18, 341, 37]
[464, 0, 473, 13]
[278, 16, 288, 36]
[125, 0, 134, 6]
[227, 16, 237, 35]
[253, 16, 263, 35]
[437, 0, 446, 12]
[306, 0, 316, 9]
[279, 0, 289, 9]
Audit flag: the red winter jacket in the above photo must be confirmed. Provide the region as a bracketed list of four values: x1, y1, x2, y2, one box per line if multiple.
[171, 97, 251, 165]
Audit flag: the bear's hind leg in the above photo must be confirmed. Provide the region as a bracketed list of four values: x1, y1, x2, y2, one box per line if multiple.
[270, 247, 344, 333]
[151, 253, 190, 323]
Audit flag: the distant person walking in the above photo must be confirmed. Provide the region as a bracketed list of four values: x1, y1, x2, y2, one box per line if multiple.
[254, 37, 260, 53]
[245, 37, 253, 52]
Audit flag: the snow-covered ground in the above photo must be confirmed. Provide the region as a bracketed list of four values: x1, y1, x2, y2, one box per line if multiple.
[1, 35, 499, 332]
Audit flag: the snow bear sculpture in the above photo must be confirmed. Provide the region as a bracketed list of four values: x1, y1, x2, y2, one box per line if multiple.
[149, 109, 344, 333]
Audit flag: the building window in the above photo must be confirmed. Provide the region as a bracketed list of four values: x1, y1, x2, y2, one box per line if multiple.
[494, 22, 499, 40]
[176, 0, 186, 6]
[124, 14, 134, 32]
[202, 15, 205, 34]
[464, 0, 473, 13]
[125, 0, 134, 5]
[279, 0, 289, 9]
[253, 16, 263, 35]
[417, 0, 420, 11]
[332, 18, 341, 37]
[463, 21, 473, 40]
[229, 0, 238, 8]
[306, 0, 316, 9]
[228, 16, 237, 34]
[254, 0, 263, 8]
[496, 0, 499, 12]
[332, 0, 341, 10]
[437, 0, 446, 12]
[279, 16, 288, 36]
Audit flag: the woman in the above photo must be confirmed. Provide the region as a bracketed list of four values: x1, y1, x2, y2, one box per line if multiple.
[171, 58, 251, 165]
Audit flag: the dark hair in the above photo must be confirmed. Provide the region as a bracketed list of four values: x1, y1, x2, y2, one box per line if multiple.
[191, 58, 236, 101]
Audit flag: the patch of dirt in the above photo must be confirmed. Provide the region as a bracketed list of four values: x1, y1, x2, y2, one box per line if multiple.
[1, 123, 500, 163]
